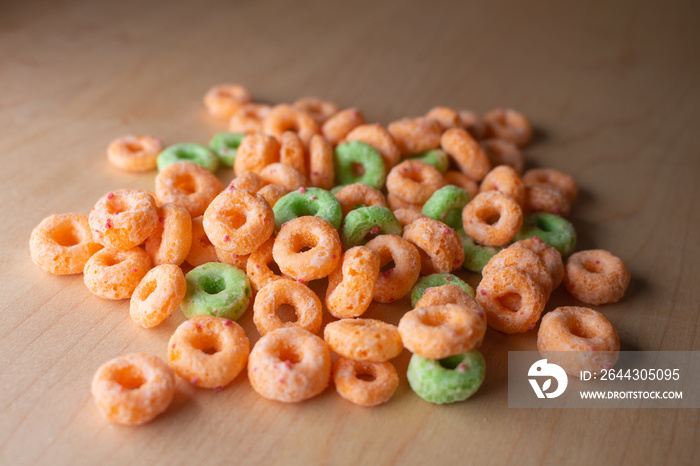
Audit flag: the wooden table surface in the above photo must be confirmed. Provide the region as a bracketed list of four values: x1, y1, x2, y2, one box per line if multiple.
[1, 0, 699, 464]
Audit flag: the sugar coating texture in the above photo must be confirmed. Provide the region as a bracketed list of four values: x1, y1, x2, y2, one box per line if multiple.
[260, 162, 307, 191]
[272, 216, 342, 282]
[324, 318, 403, 362]
[234, 133, 281, 175]
[421, 185, 470, 230]
[263, 104, 319, 147]
[89, 189, 159, 251]
[334, 141, 387, 189]
[479, 165, 525, 206]
[247, 327, 331, 403]
[403, 218, 464, 274]
[333, 358, 399, 407]
[257, 184, 289, 207]
[407, 350, 485, 404]
[365, 234, 421, 303]
[30, 213, 102, 275]
[84, 247, 151, 300]
[130, 264, 186, 328]
[563, 250, 630, 305]
[91, 353, 175, 425]
[155, 162, 223, 218]
[462, 191, 523, 247]
[186, 216, 219, 267]
[386, 160, 445, 205]
[308, 134, 335, 190]
[538, 306, 620, 376]
[345, 123, 401, 170]
[476, 266, 547, 334]
[399, 303, 486, 359]
[340, 206, 402, 249]
[181, 262, 252, 321]
[440, 128, 491, 181]
[325, 246, 380, 319]
[510, 237, 564, 289]
[253, 279, 323, 336]
[482, 247, 554, 298]
[279, 132, 307, 175]
[168, 315, 250, 389]
[410, 273, 475, 307]
[322, 108, 365, 145]
[334, 182, 387, 218]
[387, 117, 442, 156]
[144, 203, 192, 266]
[515, 212, 577, 257]
[246, 237, 284, 292]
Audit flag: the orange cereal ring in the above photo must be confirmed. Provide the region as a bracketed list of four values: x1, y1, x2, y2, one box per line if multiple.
[484, 107, 533, 147]
[325, 246, 380, 318]
[107, 135, 162, 172]
[155, 162, 223, 218]
[247, 327, 331, 403]
[462, 191, 523, 247]
[321, 108, 365, 145]
[480, 138, 525, 174]
[386, 160, 445, 205]
[510, 237, 564, 289]
[234, 133, 281, 175]
[398, 303, 486, 359]
[324, 319, 402, 362]
[293, 97, 339, 125]
[364, 234, 421, 303]
[130, 264, 186, 328]
[228, 103, 271, 134]
[479, 165, 525, 206]
[334, 182, 387, 218]
[563, 250, 630, 305]
[538, 306, 620, 375]
[426, 106, 462, 130]
[144, 203, 192, 266]
[403, 218, 464, 274]
[247, 237, 284, 292]
[263, 104, 319, 147]
[308, 134, 334, 190]
[259, 162, 308, 191]
[91, 353, 174, 425]
[443, 170, 479, 199]
[387, 193, 423, 212]
[458, 110, 487, 140]
[333, 358, 399, 407]
[257, 184, 290, 207]
[279, 131, 307, 175]
[215, 247, 249, 270]
[482, 247, 554, 297]
[523, 185, 571, 217]
[272, 216, 341, 282]
[253, 279, 323, 336]
[345, 123, 401, 169]
[202, 188, 274, 255]
[476, 266, 546, 333]
[228, 170, 265, 192]
[392, 208, 424, 227]
[186, 216, 218, 267]
[204, 83, 252, 119]
[30, 213, 102, 275]
[387, 117, 442, 156]
[523, 168, 578, 204]
[84, 247, 151, 300]
[89, 189, 158, 251]
[440, 128, 492, 181]
[168, 315, 250, 389]
[415, 283, 476, 308]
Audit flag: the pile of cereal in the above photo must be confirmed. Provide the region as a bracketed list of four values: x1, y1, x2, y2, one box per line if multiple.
[29, 83, 630, 424]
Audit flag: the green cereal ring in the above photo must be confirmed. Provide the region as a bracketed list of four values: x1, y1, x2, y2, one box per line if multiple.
[457, 229, 502, 273]
[273, 187, 342, 230]
[181, 262, 251, 321]
[410, 273, 475, 307]
[209, 132, 245, 167]
[515, 212, 577, 257]
[407, 350, 486, 404]
[409, 149, 450, 173]
[157, 143, 219, 172]
[334, 141, 387, 190]
[422, 185, 471, 230]
[340, 206, 402, 248]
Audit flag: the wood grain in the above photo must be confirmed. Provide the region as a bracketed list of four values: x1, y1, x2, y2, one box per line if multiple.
[1, 0, 699, 464]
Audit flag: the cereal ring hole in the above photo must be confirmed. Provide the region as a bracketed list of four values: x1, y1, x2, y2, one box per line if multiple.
[438, 354, 464, 370]
[275, 303, 298, 323]
[351, 163, 366, 177]
[379, 260, 395, 275]
[124, 141, 143, 152]
[567, 319, 597, 340]
[101, 255, 124, 267]
[581, 258, 605, 274]
[497, 292, 522, 312]
[200, 275, 226, 295]
[355, 367, 377, 382]
[419, 310, 447, 327]
[190, 333, 222, 355]
[277, 343, 302, 365]
[218, 205, 247, 230]
[51, 226, 82, 247]
[113, 365, 146, 390]
[173, 173, 197, 194]
[134, 278, 157, 301]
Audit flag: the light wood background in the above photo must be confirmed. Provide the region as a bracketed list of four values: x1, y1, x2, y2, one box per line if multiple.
[1, 0, 699, 464]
